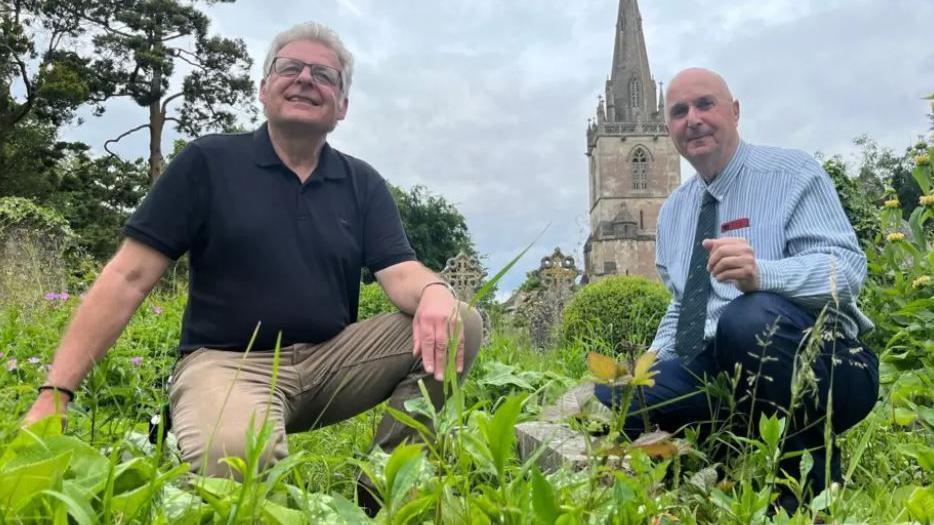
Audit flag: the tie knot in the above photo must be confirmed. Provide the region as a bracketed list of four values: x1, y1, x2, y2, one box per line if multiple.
[702, 191, 717, 206]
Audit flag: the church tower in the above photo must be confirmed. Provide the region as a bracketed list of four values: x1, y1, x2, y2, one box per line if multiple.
[583, 0, 680, 282]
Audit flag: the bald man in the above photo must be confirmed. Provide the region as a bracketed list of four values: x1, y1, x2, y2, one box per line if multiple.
[595, 68, 879, 513]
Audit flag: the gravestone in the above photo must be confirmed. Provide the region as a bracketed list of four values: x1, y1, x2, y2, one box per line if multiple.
[517, 383, 631, 473]
[527, 248, 580, 349]
[441, 251, 485, 303]
[441, 251, 491, 343]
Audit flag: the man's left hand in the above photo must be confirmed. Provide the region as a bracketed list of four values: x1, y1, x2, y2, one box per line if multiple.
[703, 237, 759, 292]
[412, 285, 464, 381]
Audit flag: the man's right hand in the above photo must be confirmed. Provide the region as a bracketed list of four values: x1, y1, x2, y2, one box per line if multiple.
[22, 390, 70, 429]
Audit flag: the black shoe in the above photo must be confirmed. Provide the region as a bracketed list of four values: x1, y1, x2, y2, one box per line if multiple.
[356, 478, 381, 518]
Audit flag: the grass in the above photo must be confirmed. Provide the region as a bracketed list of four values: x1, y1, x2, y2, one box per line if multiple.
[0, 288, 930, 523]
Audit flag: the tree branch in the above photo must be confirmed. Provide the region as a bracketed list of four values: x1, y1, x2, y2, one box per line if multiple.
[103, 123, 150, 159]
[161, 32, 187, 43]
[171, 51, 204, 71]
[9, 54, 34, 126]
[160, 91, 185, 114]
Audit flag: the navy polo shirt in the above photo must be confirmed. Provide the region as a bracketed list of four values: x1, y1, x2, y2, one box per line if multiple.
[124, 123, 415, 352]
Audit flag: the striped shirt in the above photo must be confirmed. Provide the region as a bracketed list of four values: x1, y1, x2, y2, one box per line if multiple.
[651, 141, 874, 360]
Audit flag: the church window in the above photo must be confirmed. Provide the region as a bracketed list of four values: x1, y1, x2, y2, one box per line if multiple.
[632, 148, 648, 190]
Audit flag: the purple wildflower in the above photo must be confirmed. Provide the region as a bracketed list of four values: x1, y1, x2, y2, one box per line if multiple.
[131, 356, 143, 367]
[59, 292, 70, 301]
[5, 358, 17, 372]
[27, 357, 41, 365]
[44, 292, 59, 301]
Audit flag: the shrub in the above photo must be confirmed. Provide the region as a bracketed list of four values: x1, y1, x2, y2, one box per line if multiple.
[560, 275, 670, 358]
[358, 282, 398, 320]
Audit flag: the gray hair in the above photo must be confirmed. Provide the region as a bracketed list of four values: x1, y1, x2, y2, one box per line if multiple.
[262, 22, 354, 98]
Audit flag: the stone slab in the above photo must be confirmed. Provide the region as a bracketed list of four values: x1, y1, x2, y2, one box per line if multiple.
[515, 421, 626, 473]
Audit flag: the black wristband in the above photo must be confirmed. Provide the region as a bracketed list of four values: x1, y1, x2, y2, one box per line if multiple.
[37, 385, 75, 402]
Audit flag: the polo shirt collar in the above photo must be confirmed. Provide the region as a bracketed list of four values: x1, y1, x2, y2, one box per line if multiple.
[252, 122, 346, 181]
[698, 140, 748, 201]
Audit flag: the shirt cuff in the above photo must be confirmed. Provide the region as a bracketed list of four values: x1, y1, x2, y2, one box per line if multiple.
[756, 258, 783, 294]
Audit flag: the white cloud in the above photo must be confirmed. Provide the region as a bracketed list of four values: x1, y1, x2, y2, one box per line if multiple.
[60, 0, 934, 296]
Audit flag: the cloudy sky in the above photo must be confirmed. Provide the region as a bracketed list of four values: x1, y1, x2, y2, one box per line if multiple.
[64, 0, 934, 297]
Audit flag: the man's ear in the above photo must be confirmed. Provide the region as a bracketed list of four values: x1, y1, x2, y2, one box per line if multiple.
[337, 95, 349, 120]
[259, 78, 268, 107]
[732, 99, 740, 124]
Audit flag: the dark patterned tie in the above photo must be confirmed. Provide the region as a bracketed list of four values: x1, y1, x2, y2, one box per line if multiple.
[675, 190, 718, 362]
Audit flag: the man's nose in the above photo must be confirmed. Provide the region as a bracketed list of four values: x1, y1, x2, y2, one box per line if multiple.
[293, 65, 317, 84]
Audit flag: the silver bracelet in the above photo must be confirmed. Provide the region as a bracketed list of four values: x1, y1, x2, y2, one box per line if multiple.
[419, 280, 456, 300]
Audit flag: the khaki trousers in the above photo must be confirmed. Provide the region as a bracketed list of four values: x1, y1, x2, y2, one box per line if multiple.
[169, 306, 482, 477]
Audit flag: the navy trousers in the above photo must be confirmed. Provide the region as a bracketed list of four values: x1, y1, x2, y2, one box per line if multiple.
[595, 292, 879, 491]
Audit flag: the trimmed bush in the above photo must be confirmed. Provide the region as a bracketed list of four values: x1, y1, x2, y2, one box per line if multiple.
[560, 275, 670, 357]
[358, 282, 398, 320]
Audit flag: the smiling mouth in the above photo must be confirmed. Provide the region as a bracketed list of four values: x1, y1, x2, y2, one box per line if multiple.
[286, 96, 322, 107]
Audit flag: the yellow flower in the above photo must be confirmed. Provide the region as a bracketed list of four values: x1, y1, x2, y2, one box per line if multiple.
[920, 194, 934, 207]
[917, 153, 931, 167]
[884, 199, 900, 209]
[913, 275, 931, 289]
[887, 232, 905, 242]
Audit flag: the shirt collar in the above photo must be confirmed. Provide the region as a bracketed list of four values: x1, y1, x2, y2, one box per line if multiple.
[252, 122, 345, 181]
[696, 140, 749, 201]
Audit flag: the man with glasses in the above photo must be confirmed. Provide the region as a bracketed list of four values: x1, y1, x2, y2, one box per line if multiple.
[594, 68, 878, 514]
[24, 21, 481, 514]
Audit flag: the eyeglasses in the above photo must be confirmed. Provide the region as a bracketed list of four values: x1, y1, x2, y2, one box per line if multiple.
[269, 57, 343, 91]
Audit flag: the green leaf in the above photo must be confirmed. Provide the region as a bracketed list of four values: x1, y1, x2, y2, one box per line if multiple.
[0, 416, 64, 469]
[111, 457, 154, 495]
[0, 451, 72, 512]
[328, 493, 371, 523]
[477, 361, 535, 391]
[484, 395, 525, 481]
[383, 443, 425, 511]
[41, 487, 95, 525]
[384, 406, 435, 443]
[893, 407, 918, 426]
[900, 444, 934, 473]
[530, 467, 559, 524]
[394, 494, 435, 523]
[195, 476, 241, 500]
[758, 414, 784, 451]
[261, 500, 307, 525]
[906, 485, 934, 521]
[162, 485, 213, 525]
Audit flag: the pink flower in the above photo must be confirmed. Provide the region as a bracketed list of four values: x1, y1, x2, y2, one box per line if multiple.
[59, 292, 70, 301]
[5, 358, 17, 371]
[151, 305, 163, 315]
[131, 356, 143, 367]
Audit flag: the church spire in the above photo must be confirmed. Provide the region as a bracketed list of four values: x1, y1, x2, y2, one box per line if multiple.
[607, 0, 658, 123]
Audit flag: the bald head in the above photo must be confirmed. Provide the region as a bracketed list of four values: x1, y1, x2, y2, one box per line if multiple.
[666, 68, 734, 107]
[665, 68, 741, 180]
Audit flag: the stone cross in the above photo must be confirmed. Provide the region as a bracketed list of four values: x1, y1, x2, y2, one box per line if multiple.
[441, 251, 491, 344]
[441, 251, 486, 303]
[528, 248, 580, 349]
